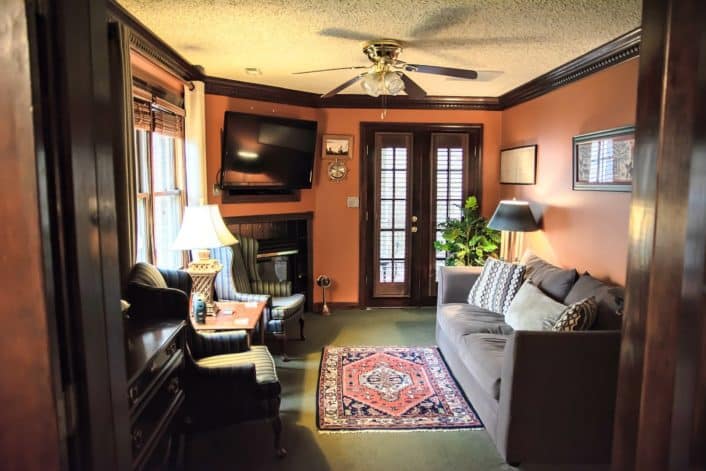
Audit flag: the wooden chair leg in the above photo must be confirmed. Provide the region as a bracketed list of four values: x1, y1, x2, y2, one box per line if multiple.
[279, 333, 290, 362]
[272, 399, 286, 458]
[299, 316, 305, 341]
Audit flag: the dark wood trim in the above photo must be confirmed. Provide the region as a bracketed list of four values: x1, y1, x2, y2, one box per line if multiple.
[612, 1, 706, 468]
[108, 0, 641, 111]
[221, 189, 302, 204]
[358, 123, 483, 308]
[500, 28, 641, 109]
[107, 0, 201, 81]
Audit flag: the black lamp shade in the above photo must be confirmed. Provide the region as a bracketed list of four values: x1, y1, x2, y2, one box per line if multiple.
[487, 200, 538, 232]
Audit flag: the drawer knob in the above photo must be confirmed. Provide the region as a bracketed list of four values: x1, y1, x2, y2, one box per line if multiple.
[132, 428, 144, 450]
[167, 377, 180, 395]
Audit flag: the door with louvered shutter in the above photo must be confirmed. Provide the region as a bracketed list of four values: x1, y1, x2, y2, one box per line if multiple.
[362, 125, 481, 307]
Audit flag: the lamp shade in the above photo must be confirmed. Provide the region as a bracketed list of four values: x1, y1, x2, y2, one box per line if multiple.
[487, 200, 538, 232]
[171, 205, 237, 250]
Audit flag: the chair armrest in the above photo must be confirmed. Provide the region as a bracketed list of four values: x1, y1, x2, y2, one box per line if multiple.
[125, 282, 189, 321]
[251, 280, 292, 297]
[188, 330, 250, 358]
[496, 330, 621, 465]
[230, 292, 272, 306]
[437, 266, 482, 307]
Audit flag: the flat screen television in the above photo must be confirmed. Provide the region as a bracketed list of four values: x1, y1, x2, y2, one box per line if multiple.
[220, 112, 318, 190]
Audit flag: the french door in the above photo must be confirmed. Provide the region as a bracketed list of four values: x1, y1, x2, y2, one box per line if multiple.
[360, 124, 482, 307]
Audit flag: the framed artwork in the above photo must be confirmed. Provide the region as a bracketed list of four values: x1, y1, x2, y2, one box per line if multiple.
[573, 126, 635, 192]
[500, 145, 537, 184]
[322, 134, 353, 159]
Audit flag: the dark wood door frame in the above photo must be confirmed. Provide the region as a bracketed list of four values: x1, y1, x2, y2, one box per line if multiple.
[25, 0, 131, 469]
[612, 0, 706, 468]
[358, 122, 483, 308]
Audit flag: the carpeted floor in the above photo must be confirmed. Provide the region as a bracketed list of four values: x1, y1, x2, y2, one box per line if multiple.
[186, 308, 514, 471]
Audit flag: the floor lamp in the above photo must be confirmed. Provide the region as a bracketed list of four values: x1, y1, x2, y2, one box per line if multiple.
[487, 200, 539, 262]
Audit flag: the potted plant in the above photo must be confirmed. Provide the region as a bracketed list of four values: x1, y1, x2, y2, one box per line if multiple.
[434, 196, 500, 266]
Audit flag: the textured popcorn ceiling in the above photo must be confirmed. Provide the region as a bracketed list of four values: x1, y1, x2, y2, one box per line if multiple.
[119, 0, 641, 97]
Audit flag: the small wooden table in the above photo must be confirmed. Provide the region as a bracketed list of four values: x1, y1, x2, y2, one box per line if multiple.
[190, 300, 267, 345]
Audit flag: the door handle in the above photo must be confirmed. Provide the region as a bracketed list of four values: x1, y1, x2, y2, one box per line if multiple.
[411, 226, 418, 233]
[411, 215, 418, 223]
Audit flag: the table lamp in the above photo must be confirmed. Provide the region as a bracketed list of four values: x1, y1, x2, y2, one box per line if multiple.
[487, 199, 538, 262]
[171, 204, 237, 312]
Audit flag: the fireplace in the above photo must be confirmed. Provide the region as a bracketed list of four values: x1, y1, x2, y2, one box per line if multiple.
[223, 212, 313, 312]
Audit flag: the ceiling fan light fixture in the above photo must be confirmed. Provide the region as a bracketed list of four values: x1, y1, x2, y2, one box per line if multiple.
[384, 71, 405, 96]
[361, 72, 383, 97]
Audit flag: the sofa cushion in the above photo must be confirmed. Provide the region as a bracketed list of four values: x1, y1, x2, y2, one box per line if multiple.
[564, 273, 624, 330]
[505, 282, 567, 331]
[467, 258, 525, 315]
[522, 251, 578, 302]
[458, 334, 507, 400]
[552, 297, 598, 331]
[437, 303, 512, 344]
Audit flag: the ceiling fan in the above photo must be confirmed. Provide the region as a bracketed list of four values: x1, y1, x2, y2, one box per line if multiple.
[293, 39, 479, 99]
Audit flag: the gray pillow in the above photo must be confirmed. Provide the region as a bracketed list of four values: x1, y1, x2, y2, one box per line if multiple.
[522, 252, 578, 301]
[564, 273, 624, 330]
[505, 282, 566, 331]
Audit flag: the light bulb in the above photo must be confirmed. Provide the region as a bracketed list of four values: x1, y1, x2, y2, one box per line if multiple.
[384, 71, 405, 96]
[361, 72, 383, 97]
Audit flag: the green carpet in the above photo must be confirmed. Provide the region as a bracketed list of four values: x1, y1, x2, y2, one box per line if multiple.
[186, 308, 513, 471]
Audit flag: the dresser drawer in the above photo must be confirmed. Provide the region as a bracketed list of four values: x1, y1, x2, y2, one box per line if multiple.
[128, 336, 181, 413]
[131, 359, 184, 470]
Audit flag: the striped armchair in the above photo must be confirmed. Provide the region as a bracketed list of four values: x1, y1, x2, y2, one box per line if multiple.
[212, 236, 305, 360]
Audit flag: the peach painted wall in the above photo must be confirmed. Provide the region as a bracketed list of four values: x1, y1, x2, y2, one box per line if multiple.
[500, 58, 639, 284]
[205, 94, 502, 303]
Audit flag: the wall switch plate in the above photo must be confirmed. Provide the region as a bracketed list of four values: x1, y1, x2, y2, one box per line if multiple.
[346, 196, 359, 208]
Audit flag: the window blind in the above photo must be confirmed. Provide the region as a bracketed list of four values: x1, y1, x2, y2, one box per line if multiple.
[133, 99, 152, 131]
[132, 93, 185, 138]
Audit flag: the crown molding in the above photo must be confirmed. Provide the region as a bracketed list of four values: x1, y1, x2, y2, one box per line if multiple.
[107, 0, 201, 81]
[108, 0, 640, 111]
[499, 27, 641, 109]
[205, 76, 501, 110]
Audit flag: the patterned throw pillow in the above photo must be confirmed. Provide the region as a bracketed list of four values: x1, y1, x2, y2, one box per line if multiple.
[467, 258, 525, 315]
[552, 297, 598, 331]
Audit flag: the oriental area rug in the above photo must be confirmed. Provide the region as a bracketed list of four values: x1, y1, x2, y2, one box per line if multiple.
[317, 346, 483, 431]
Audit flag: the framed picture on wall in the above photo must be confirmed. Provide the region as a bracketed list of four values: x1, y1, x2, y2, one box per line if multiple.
[322, 134, 353, 159]
[500, 145, 537, 184]
[573, 126, 635, 192]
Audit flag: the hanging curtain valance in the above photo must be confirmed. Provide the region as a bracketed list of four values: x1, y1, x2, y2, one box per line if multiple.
[132, 92, 185, 138]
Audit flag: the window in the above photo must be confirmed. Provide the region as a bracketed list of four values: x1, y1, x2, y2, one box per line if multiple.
[432, 133, 468, 272]
[133, 96, 186, 269]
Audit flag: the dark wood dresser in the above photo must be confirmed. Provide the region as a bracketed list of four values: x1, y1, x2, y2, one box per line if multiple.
[125, 319, 185, 470]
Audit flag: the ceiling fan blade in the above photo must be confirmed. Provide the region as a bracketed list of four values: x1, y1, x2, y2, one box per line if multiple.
[405, 36, 543, 49]
[409, 6, 475, 38]
[445, 70, 504, 82]
[293, 66, 368, 75]
[400, 74, 427, 99]
[321, 73, 366, 99]
[405, 64, 477, 80]
[319, 28, 376, 41]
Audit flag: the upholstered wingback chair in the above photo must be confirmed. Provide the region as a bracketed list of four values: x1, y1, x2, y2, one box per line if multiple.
[125, 262, 286, 457]
[212, 236, 305, 360]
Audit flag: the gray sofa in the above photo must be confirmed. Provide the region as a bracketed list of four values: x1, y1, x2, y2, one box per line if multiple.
[436, 256, 624, 466]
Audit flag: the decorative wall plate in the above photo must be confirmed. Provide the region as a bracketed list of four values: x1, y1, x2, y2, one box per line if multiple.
[328, 159, 348, 182]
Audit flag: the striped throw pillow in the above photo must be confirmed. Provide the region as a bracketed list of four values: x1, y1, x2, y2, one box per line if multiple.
[552, 297, 598, 331]
[467, 258, 525, 315]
